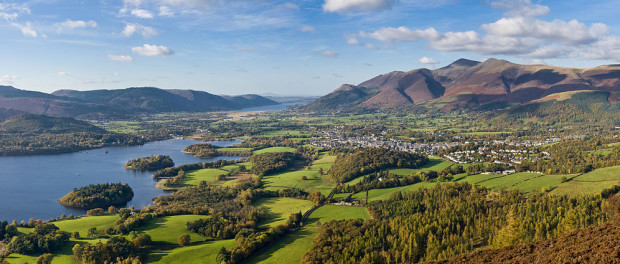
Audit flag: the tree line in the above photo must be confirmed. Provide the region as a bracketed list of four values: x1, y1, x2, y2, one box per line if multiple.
[301, 182, 612, 263]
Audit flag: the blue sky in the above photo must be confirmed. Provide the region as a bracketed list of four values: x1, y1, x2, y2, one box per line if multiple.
[1, 0, 620, 96]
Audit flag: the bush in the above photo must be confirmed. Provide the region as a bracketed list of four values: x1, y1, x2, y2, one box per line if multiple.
[178, 234, 190, 246]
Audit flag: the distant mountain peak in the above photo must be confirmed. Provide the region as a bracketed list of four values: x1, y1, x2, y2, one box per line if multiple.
[448, 58, 480, 68]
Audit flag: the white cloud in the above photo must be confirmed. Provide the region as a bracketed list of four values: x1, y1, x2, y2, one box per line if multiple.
[0, 12, 17, 21]
[363, 43, 376, 49]
[359, 27, 441, 43]
[58, 19, 97, 30]
[108, 55, 135, 62]
[158, 0, 214, 9]
[491, 0, 550, 17]
[344, 33, 360, 45]
[418, 56, 439, 64]
[11, 22, 37, 37]
[301, 26, 316, 33]
[132, 44, 174, 56]
[352, 1, 620, 62]
[0, 75, 17, 85]
[122, 23, 158, 38]
[158, 6, 174, 16]
[318, 50, 339, 58]
[482, 17, 608, 45]
[131, 9, 154, 18]
[57, 72, 71, 76]
[0, 3, 30, 14]
[278, 3, 300, 10]
[56, 19, 97, 33]
[323, 0, 394, 13]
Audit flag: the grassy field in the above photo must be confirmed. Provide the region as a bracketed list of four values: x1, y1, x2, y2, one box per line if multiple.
[6, 215, 121, 264]
[551, 166, 620, 196]
[456, 172, 542, 190]
[179, 168, 229, 187]
[133, 215, 208, 245]
[253, 147, 297, 154]
[262, 152, 336, 195]
[248, 205, 370, 264]
[147, 239, 235, 264]
[253, 197, 315, 228]
[351, 181, 438, 202]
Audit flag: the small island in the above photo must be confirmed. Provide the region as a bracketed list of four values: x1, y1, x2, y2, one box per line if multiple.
[124, 155, 174, 170]
[58, 183, 134, 209]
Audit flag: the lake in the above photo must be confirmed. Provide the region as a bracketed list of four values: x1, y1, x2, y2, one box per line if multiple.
[0, 139, 241, 222]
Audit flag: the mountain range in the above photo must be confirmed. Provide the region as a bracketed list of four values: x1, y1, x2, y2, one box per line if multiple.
[0, 86, 278, 119]
[306, 58, 620, 111]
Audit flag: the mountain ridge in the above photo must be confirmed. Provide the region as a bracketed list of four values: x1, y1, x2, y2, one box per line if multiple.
[0, 86, 278, 118]
[306, 58, 620, 111]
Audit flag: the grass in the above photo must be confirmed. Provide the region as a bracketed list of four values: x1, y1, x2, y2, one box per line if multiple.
[551, 166, 620, 196]
[456, 172, 542, 190]
[246, 226, 317, 264]
[7, 215, 121, 264]
[253, 197, 315, 228]
[180, 168, 229, 187]
[147, 239, 235, 264]
[262, 152, 336, 196]
[306, 205, 370, 223]
[248, 206, 370, 264]
[351, 182, 438, 202]
[54, 215, 120, 237]
[253, 147, 297, 154]
[134, 215, 208, 245]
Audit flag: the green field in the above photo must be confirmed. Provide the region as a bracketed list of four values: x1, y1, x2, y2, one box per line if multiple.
[254, 197, 315, 228]
[456, 172, 542, 190]
[262, 152, 336, 195]
[148, 239, 235, 264]
[253, 147, 297, 154]
[134, 215, 208, 245]
[351, 181, 438, 202]
[248, 205, 370, 264]
[551, 166, 620, 196]
[179, 168, 229, 187]
[6, 215, 121, 264]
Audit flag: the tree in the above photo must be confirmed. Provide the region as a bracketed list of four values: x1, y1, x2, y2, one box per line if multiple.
[216, 247, 230, 263]
[87, 227, 97, 238]
[132, 233, 152, 248]
[178, 234, 191, 247]
[36, 253, 54, 264]
[309, 192, 325, 206]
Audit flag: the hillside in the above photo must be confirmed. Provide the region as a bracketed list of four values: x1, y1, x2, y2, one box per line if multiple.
[0, 114, 143, 156]
[0, 86, 278, 118]
[428, 221, 620, 264]
[0, 114, 107, 134]
[306, 58, 620, 111]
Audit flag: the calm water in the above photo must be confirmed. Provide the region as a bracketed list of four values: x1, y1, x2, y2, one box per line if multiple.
[0, 139, 241, 222]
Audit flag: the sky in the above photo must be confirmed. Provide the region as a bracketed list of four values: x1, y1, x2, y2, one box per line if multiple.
[1, 0, 620, 96]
